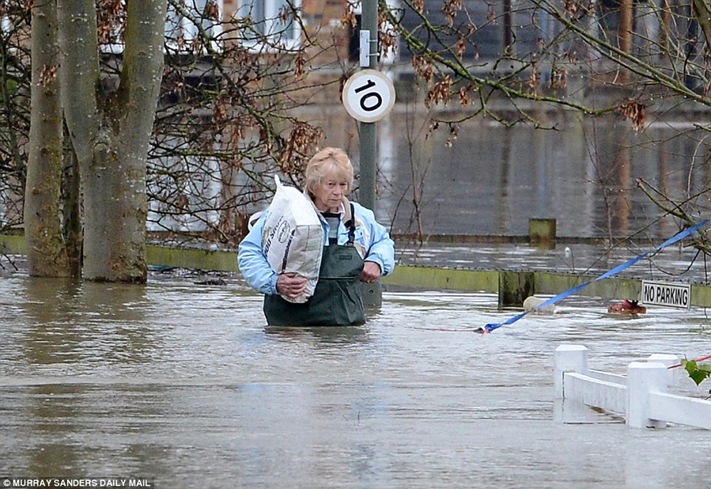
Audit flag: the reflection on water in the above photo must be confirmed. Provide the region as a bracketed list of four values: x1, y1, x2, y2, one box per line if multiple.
[19, 279, 155, 371]
[327, 112, 711, 240]
[1, 275, 710, 488]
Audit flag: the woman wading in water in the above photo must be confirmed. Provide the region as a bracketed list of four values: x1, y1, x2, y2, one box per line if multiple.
[238, 147, 395, 326]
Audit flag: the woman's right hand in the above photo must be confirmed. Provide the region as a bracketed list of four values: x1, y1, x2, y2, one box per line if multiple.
[276, 273, 307, 299]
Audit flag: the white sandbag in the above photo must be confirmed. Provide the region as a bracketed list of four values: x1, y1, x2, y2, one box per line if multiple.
[523, 296, 556, 314]
[261, 176, 323, 303]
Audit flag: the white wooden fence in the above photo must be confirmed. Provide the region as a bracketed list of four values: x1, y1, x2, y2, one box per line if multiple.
[554, 344, 711, 430]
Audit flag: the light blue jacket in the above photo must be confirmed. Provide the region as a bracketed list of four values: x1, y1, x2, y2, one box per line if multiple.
[238, 200, 395, 296]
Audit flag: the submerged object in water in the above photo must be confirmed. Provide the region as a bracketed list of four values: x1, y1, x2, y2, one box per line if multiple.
[608, 299, 646, 314]
[523, 296, 556, 314]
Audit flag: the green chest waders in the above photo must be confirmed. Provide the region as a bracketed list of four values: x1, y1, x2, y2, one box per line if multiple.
[263, 212, 365, 326]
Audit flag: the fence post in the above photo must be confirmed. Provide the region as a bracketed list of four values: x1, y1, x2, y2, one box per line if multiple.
[647, 353, 680, 386]
[554, 344, 588, 399]
[498, 271, 535, 308]
[627, 361, 668, 429]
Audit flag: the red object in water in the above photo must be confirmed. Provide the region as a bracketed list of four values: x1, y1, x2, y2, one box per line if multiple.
[608, 299, 646, 314]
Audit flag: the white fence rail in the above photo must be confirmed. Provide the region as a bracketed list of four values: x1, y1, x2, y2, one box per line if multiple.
[554, 344, 711, 430]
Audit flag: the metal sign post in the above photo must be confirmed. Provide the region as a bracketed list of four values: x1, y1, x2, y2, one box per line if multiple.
[359, 0, 379, 213]
[351, 0, 389, 307]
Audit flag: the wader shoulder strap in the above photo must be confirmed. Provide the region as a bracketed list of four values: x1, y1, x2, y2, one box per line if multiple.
[342, 197, 352, 222]
[344, 202, 356, 245]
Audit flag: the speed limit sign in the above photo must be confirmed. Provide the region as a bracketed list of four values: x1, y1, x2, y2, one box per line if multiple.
[342, 69, 396, 123]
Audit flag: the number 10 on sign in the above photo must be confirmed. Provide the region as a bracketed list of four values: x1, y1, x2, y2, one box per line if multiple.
[342, 69, 396, 123]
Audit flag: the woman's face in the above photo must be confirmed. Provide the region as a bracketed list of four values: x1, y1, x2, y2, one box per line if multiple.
[312, 167, 349, 213]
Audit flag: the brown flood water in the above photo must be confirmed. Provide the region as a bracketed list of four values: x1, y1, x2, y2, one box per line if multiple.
[1, 272, 710, 488]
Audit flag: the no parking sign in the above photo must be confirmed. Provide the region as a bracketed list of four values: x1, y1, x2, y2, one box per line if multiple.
[342, 69, 396, 123]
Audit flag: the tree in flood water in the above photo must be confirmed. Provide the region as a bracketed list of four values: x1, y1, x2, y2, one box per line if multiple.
[24, 0, 71, 277]
[14, 1, 331, 280]
[22, 0, 167, 282]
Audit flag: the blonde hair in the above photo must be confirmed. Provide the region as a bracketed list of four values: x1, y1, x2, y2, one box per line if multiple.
[304, 147, 354, 196]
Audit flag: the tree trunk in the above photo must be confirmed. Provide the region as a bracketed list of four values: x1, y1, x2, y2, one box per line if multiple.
[62, 132, 83, 277]
[106, 0, 168, 282]
[24, 0, 71, 277]
[58, 0, 167, 282]
[56, 0, 101, 277]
